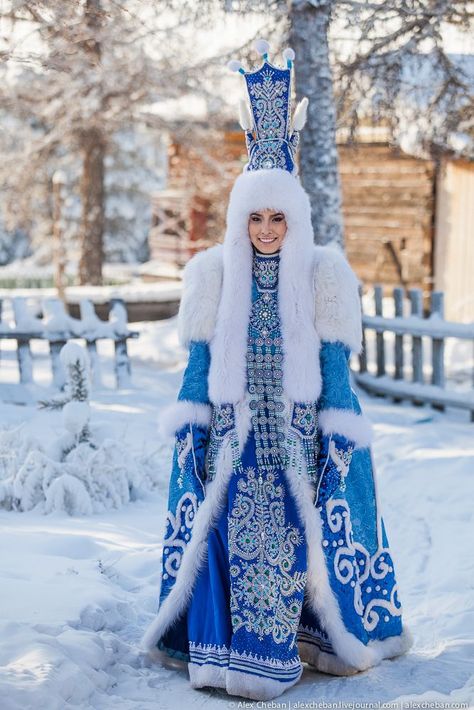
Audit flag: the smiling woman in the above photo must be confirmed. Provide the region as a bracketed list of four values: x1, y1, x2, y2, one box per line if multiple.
[248, 209, 287, 254]
[141, 39, 412, 702]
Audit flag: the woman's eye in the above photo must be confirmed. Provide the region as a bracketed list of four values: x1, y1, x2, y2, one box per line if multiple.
[273, 216, 283, 222]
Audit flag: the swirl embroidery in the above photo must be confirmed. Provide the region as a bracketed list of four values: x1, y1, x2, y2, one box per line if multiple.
[162, 491, 199, 581]
[322, 498, 402, 631]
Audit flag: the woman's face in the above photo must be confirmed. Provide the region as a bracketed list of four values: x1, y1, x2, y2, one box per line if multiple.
[248, 209, 287, 254]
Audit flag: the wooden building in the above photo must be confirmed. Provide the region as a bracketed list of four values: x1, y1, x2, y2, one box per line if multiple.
[148, 129, 473, 321]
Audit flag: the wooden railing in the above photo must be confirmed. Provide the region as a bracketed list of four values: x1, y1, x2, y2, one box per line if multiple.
[0, 296, 139, 390]
[354, 285, 474, 421]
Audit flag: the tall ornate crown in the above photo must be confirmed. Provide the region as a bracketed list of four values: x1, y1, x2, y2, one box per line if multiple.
[228, 39, 308, 176]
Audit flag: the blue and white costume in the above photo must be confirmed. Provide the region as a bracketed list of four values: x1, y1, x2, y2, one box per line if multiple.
[141, 40, 413, 701]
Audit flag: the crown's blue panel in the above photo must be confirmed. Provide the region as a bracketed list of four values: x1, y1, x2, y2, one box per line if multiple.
[244, 61, 295, 173]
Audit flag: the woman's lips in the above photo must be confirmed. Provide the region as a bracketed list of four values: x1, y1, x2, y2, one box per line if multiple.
[259, 236, 277, 243]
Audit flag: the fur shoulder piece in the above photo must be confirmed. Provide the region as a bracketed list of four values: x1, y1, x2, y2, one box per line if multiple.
[313, 244, 363, 354]
[177, 243, 223, 347]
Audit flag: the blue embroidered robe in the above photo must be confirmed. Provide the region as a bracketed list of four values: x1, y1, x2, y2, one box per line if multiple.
[143, 245, 411, 700]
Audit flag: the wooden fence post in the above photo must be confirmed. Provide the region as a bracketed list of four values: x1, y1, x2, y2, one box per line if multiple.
[12, 299, 34, 385]
[358, 285, 367, 373]
[409, 288, 423, 405]
[393, 286, 405, 403]
[109, 298, 131, 388]
[49, 340, 67, 390]
[374, 285, 385, 377]
[431, 291, 445, 411]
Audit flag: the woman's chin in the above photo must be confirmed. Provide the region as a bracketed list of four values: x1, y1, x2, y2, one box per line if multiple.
[255, 239, 281, 254]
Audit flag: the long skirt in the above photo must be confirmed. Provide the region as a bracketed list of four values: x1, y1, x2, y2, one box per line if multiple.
[186, 427, 336, 700]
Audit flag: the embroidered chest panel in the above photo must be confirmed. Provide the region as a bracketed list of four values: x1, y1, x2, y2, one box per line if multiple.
[247, 251, 286, 474]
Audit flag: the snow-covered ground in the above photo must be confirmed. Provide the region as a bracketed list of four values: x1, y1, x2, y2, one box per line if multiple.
[0, 317, 473, 709]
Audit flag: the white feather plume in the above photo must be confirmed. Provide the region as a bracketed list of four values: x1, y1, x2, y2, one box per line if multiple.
[238, 98, 253, 131]
[292, 97, 309, 131]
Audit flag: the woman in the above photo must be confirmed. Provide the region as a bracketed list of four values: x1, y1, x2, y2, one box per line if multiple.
[141, 40, 412, 700]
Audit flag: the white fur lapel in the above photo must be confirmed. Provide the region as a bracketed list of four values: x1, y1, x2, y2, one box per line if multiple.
[208, 168, 321, 404]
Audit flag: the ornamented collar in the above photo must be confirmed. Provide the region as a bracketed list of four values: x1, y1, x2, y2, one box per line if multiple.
[252, 247, 280, 291]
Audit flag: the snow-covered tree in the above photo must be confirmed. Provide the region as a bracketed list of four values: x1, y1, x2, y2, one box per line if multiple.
[0, 1, 229, 280]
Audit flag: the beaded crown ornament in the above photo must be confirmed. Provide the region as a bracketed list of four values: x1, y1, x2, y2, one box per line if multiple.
[228, 38, 308, 176]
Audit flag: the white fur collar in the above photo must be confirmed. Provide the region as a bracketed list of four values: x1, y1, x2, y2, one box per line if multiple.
[177, 169, 362, 405]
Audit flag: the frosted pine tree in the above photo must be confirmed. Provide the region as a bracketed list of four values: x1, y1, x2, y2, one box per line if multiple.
[0, 340, 162, 515]
[39, 342, 92, 456]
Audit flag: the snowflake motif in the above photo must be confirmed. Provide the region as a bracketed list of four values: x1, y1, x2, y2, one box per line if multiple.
[250, 293, 280, 336]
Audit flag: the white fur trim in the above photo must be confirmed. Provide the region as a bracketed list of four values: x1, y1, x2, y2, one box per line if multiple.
[298, 641, 359, 676]
[158, 400, 211, 439]
[283, 439, 413, 671]
[208, 168, 321, 403]
[177, 243, 223, 347]
[318, 409, 373, 449]
[140, 436, 234, 653]
[188, 662, 226, 690]
[314, 242, 363, 354]
[189, 659, 303, 701]
[226, 667, 302, 701]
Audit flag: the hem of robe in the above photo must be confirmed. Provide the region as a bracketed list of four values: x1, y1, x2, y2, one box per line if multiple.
[188, 662, 303, 701]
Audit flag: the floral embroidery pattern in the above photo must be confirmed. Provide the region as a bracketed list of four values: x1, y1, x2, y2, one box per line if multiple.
[228, 465, 307, 646]
[249, 70, 288, 141]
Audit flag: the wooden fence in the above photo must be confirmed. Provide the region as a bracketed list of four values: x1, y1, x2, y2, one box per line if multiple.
[0, 296, 139, 390]
[354, 285, 474, 421]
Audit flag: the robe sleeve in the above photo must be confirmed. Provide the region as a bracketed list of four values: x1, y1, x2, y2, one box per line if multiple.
[315, 341, 373, 505]
[156, 339, 211, 612]
[158, 339, 212, 495]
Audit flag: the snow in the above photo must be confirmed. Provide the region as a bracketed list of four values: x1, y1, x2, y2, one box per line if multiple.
[0, 316, 473, 708]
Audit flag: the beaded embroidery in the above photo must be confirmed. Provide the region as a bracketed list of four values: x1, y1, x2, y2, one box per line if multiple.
[206, 403, 235, 483]
[247, 250, 286, 474]
[329, 438, 354, 492]
[289, 402, 319, 481]
[228, 465, 307, 644]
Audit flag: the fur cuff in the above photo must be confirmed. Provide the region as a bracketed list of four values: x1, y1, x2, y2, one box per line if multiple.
[158, 400, 212, 439]
[318, 408, 373, 449]
[314, 244, 363, 354]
